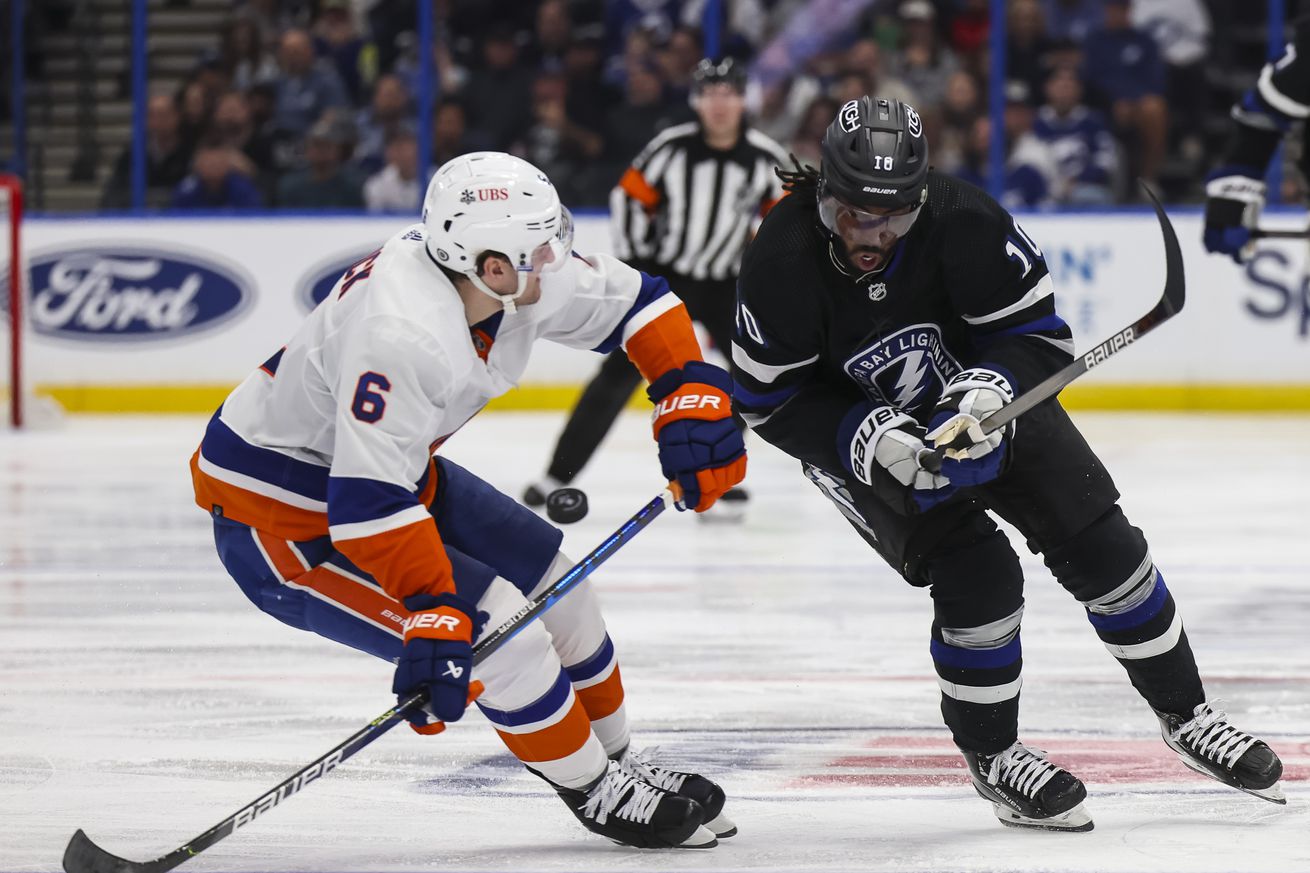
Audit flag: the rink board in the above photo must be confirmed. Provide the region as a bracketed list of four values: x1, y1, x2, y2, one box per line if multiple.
[12, 211, 1310, 412]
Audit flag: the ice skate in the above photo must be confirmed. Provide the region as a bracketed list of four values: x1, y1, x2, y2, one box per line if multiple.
[615, 746, 737, 838]
[533, 760, 717, 849]
[963, 742, 1093, 832]
[1156, 701, 1285, 804]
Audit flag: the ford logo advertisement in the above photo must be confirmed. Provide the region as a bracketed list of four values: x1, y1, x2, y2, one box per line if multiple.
[28, 246, 253, 342]
[299, 249, 377, 312]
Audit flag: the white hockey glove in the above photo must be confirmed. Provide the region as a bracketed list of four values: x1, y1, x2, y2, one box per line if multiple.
[926, 368, 1016, 460]
[845, 405, 952, 493]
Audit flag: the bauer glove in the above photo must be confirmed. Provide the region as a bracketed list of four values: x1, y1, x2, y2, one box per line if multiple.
[1203, 167, 1265, 263]
[839, 402, 955, 513]
[648, 360, 747, 512]
[393, 592, 487, 734]
[926, 367, 1015, 488]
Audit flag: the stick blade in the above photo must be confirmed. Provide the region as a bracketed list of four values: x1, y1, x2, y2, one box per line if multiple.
[63, 830, 162, 873]
[1139, 180, 1186, 315]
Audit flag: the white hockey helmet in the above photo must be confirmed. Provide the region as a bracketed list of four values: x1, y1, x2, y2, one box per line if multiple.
[422, 151, 574, 312]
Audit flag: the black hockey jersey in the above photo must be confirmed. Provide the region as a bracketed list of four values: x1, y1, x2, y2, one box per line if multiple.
[731, 171, 1074, 496]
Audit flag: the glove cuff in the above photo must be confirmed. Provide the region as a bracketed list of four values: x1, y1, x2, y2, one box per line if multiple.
[841, 403, 916, 485]
[1204, 170, 1267, 202]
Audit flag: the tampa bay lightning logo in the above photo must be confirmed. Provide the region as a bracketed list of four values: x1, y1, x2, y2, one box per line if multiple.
[843, 323, 962, 413]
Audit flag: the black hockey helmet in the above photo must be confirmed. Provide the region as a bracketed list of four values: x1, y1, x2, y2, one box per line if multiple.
[692, 57, 746, 94]
[818, 96, 929, 213]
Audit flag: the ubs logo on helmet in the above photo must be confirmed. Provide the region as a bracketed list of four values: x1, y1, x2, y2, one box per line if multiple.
[839, 100, 861, 133]
[906, 106, 922, 138]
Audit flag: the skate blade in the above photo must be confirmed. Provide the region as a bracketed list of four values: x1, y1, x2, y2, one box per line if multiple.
[678, 825, 719, 848]
[993, 802, 1094, 832]
[704, 811, 738, 838]
[1176, 753, 1288, 804]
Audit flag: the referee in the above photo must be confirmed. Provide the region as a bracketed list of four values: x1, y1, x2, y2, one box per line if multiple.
[524, 57, 789, 520]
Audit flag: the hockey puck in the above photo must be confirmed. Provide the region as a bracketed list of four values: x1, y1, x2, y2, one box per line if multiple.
[545, 488, 589, 524]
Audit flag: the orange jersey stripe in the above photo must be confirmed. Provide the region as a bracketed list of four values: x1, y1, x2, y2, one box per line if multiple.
[618, 166, 660, 210]
[255, 531, 308, 581]
[624, 304, 703, 384]
[574, 664, 625, 721]
[191, 450, 329, 541]
[290, 565, 408, 636]
[334, 516, 455, 603]
[495, 697, 594, 763]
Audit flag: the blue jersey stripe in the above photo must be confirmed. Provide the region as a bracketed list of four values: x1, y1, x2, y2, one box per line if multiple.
[565, 635, 616, 684]
[733, 381, 800, 410]
[593, 271, 674, 354]
[202, 412, 329, 501]
[930, 636, 1022, 670]
[1087, 571, 1168, 631]
[327, 476, 425, 527]
[478, 667, 572, 728]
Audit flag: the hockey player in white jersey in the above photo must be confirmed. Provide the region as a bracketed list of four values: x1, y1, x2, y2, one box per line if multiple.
[190, 152, 746, 849]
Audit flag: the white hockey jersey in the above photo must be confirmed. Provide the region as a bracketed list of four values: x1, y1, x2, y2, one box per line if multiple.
[192, 223, 699, 602]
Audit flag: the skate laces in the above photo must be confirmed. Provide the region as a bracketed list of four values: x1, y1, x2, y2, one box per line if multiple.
[986, 743, 1060, 797]
[582, 762, 663, 826]
[618, 746, 689, 793]
[1171, 702, 1257, 768]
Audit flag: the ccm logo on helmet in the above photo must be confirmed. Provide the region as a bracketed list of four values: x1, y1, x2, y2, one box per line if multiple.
[906, 106, 922, 138]
[839, 100, 861, 133]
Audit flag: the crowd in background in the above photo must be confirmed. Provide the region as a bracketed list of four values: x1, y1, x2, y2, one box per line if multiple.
[83, 0, 1260, 212]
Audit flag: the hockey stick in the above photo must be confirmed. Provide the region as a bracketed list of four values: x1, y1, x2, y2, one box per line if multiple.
[63, 489, 677, 873]
[1250, 227, 1310, 240]
[922, 183, 1185, 473]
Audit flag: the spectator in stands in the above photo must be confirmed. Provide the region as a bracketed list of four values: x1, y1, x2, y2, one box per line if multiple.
[936, 71, 983, 175]
[528, 0, 574, 72]
[517, 71, 604, 204]
[178, 79, 217, 153]
[953, 82, 1058, 209]
[845, 38, 920, 111]
[210, 91, 277, 198]
[363, 129, 424, 213]
[272, 28, 349, 140]
[102, 93, 194, 209]
[171, 141, 264, 210]
[432, 97, 479, 169]
[1082, 0, 1168, 185]
[219, 16, 278, 91]
[1033, 67, 1117, 204]
[276, 119, 364, 208]
[1008, 0, 1055, 105]
[564, 35, 618, 137]
[237, 0, 312, 50]
[604, 58, 676, 171]
[1131, 0, 1209, 149]
[948, 0, 991, 59]
[657, 25, 704, 106]
[789, 95, 840, 167]
[889, 0, 960, 112]
[462, 23, 536, 150]
[1042, 0, 1105, 44]
[312, 0, 372, 105]
[354, 75, 414, 176]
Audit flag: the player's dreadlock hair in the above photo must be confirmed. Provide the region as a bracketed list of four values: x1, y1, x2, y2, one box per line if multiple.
[775, 153, 819, 195]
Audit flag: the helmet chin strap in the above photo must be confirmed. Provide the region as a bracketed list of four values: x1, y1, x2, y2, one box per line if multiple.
[468, 270, 531, 314]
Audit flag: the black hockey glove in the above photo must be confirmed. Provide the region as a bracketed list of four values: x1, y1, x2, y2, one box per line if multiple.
[1202, 167, 1264, 264]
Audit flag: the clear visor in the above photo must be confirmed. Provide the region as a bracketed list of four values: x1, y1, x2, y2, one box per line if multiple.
[817, 193, 922, 240]
[527, 206, 575, 273]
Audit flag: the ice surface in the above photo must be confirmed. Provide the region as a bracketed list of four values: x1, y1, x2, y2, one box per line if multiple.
[1, 412, 1307, 872]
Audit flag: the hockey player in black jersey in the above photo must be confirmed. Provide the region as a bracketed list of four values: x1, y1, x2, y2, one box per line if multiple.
[1204, 19, 1310, 261]
[732, 96, 1286, 831]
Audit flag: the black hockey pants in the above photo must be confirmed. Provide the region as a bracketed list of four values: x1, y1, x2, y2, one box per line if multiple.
[804, 398, 1206, 754]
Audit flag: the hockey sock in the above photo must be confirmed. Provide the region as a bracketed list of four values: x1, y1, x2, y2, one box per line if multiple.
[932, 606, 1024, 754]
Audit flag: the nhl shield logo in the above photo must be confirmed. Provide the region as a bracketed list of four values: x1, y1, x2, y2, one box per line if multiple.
[868, 282, 887, 301]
